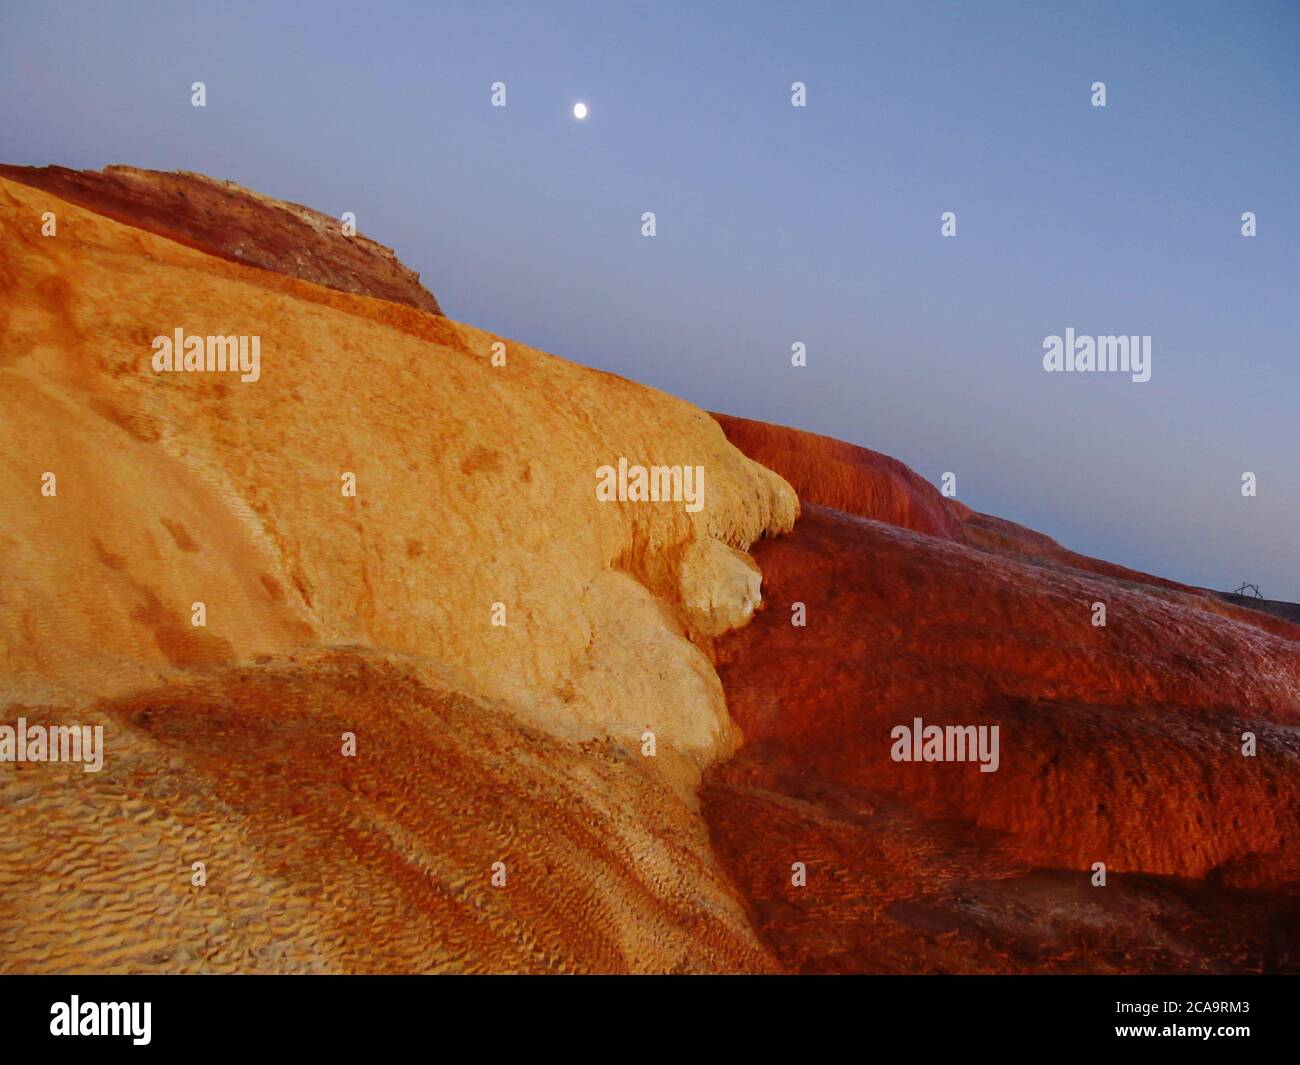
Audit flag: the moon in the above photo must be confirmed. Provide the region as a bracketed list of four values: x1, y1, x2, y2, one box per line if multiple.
[573, 102, 588, 120]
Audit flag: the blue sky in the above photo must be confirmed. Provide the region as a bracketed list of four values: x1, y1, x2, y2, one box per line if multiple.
[2, 0, 1296, 597]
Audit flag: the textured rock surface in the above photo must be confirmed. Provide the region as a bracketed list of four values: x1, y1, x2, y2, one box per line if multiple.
[0, 164, 443, 314]
[0, 170, 800, 971]
[3, 166, 1296, 976]
[715, 411, 1298, 640]
[713, 412, 967, 541]
[0, 174, 796, 778]
[955, 511, 1300, 641]
[1, 651, 773, 973]
[702, 502, 1300, 971]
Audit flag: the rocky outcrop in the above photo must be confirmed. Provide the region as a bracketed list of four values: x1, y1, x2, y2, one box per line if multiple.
[0, 174, 796, 778]
[3, 165, 1295, 976]
[714, 411, 1297, 642]
[0, 170, 802, 972]
[0, 164, 443, 313]
[703, 501, 1300, 971]
[713, 412, 966, 541]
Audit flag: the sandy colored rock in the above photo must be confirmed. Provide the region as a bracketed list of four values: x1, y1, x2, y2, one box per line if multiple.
[0, 651, 774, 974]
[677, 537, 764, 639]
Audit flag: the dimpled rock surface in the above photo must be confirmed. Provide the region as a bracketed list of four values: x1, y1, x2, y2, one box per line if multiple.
[0, 174, 796, 769]
[1, 651, 773, 973]
[0, 172, 795, 972]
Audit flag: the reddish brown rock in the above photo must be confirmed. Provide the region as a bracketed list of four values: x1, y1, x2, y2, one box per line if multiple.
[1, 651, 772, 973]
[0, 164, 442, 313]
[703, 502, 1300, 972]
[3, 162, 1296, 976]
[713, 411, 1296, 641]
[955, 507, 1300, 640]
[712, 413, 966, 542]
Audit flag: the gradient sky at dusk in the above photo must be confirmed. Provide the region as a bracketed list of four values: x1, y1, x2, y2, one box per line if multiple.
[2, 1, 1296, 597]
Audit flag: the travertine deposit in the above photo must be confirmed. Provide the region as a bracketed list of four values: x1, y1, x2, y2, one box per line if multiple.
[2, 168, 1296, 975]
[2, 650, 773, 973]
[705, 422, 1300, 973]
[0, 173, 796, 773]
[0, 170, 797, 972]
[713, 413, 966, 541]
[0, 164, 443, 313]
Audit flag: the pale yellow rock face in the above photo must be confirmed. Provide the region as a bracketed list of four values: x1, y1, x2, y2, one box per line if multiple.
[0, 176, 797, 773]
[678, 538, 765, 639]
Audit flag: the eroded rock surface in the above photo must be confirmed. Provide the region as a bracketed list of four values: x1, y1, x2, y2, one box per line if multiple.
[0, 174, 795, 781]
[0, 164, 443, 313]
[714, 412, 965, 541]
[2, 651, 772, 973]
[703, 504, 1300, 970]
[0, 170, 797, 972]
[2, 166, 1295, 976]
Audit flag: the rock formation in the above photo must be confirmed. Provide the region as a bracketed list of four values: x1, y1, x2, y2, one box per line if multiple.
[0, 170, 794, 972]
[1, 168, 1295, 974]
[0, 164, 443, 314]
[705, 421, 1300, 972]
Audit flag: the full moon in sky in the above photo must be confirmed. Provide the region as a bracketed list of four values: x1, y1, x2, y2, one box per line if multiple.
[573, 102, 588, 120]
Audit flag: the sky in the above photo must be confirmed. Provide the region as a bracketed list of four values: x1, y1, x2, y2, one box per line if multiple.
[1, 0, 1296, 598]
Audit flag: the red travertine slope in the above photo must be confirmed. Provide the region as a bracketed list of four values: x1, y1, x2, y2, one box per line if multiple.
[703, 499, 1300, 971]
[957, 507, 1186, 590]
[713, 413, 966, 541]
[0, 164, 443, 314]
[715, 411, 1297, 640]
[952, 510, 1300, 640]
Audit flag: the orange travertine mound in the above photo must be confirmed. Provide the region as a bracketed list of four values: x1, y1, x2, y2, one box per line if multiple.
[0, 171, 795, 972]
[0, 174, 796, 772]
